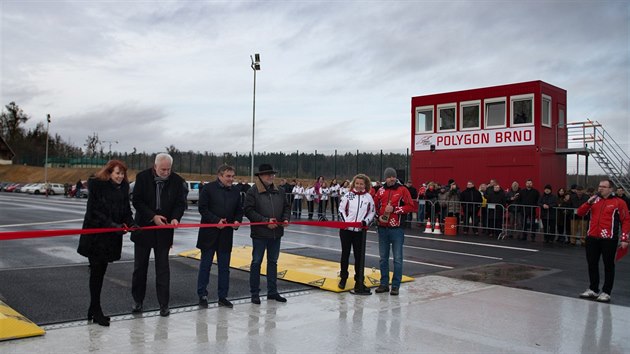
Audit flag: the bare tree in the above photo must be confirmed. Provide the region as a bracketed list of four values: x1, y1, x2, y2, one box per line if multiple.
[0, 102, 30, 142]
[85, 132, 100, 157]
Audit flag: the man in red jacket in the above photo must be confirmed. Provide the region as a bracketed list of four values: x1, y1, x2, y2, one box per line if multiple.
[577, 179, 630, 303]
[374, 167, 416, 295]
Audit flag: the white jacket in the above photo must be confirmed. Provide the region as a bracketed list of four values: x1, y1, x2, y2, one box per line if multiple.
[293, 186, 304, 200]
[339, 189, 375, 231]
[304, 187, 316, 202]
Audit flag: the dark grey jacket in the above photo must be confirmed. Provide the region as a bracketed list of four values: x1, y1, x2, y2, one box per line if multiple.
[244, 179, 291, 239]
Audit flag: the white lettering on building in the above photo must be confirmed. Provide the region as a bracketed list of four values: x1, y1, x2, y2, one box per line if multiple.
[414, 126, 535, 151]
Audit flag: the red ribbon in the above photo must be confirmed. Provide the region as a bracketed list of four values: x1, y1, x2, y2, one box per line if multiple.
[0, 221, 363, 241]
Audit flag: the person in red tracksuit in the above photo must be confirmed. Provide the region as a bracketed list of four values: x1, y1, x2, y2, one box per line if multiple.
[577, 179, 630, 303]
[373, 168, 416, 296]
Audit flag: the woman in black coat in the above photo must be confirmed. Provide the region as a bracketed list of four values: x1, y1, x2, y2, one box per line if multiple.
[77, 160, 135, 326]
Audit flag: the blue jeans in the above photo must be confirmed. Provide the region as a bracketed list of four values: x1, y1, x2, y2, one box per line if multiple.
[250, 237, 281, 296]
[378, 227, 404, 288]
[197, 248, 231, 299]
[417, 201, 425, 222]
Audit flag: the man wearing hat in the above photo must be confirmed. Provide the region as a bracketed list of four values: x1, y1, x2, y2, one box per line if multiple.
[373, 167, 416, 295]
[244, 163, 291, 304]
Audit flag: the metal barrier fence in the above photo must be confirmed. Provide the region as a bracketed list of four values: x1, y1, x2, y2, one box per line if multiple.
[232, 192, 594, 245]
[405, 201, 592, 244]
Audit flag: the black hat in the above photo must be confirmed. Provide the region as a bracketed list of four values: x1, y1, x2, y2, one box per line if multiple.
[255, 163, 277, 176]
[544, 184, 552, 190]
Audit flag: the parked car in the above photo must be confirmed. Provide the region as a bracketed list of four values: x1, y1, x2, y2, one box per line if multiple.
[0, 182, 12, 191]
[24, 183, 44, 194]
[17, 183, 38, 193]
[31, 183, 65, 195]
[5, 183, 23, 192]
[68, 181, 88, 198]
[186, 181, 202, 204]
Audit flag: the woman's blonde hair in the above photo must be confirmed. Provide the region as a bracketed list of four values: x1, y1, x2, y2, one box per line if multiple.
[350, 174, 372, 192]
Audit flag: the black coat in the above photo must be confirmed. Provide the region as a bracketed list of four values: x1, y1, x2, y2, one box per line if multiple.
[77, 178, 134, 262]
[196, 180, 244, 252]
[538, 192, 558, 220]
[131, 168, 187, 248]
[244, 179, 291, 239]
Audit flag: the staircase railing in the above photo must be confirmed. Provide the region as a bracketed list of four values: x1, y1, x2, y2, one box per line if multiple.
[564, 120, 630, 192]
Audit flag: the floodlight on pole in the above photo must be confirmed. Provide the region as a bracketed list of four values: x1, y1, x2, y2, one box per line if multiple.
[250, 53, 261, 183]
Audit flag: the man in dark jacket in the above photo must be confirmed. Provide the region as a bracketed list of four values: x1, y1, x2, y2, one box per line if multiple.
[196, 165, 243, 308]
[460, 181, 482, 235]
[518, 179, 540, 241]
[131, 153, 186, 317]
[244, 164, 291, 304]
[570, 186, 590, 245]
[538, 184, 558, 243]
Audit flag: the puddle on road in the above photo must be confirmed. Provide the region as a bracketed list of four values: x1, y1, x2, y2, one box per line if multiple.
[440, 263, 553, 287]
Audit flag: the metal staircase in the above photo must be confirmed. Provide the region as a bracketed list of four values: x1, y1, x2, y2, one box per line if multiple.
[562, 120, 630, 192]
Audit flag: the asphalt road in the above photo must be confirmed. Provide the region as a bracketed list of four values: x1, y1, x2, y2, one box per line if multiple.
[1, 192, 629, 325]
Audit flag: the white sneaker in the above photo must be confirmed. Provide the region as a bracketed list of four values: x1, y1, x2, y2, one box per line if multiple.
[579, 289, 599, 299]
[596, 292, 611, 303]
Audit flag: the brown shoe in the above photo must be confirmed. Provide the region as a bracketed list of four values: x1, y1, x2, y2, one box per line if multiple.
[390, 287, 399, 296]
[375, 285, 389, 293]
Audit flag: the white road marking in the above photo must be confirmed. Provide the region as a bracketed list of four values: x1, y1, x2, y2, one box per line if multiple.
[287, 229, 503, 260]
[280, 239, 453, 269]
[0, 218, 83, 228]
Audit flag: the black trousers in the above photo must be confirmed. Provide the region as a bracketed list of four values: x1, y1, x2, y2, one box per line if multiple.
[585, 237, 618, 295]
[88, 258, 108, 313]
[307, 201, 315, 219]
[339, 229, 365, 286]
[132, 244, 171, 307]
[330, 197, 340, 220]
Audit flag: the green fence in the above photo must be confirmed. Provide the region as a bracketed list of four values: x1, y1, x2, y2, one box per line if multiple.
[20, 149, 412, 182]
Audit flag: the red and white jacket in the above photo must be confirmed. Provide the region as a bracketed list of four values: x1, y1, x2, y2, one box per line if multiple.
[577, 195, 630, 241]
[374, 182, 416, 228]
[339, 189, 375, 232]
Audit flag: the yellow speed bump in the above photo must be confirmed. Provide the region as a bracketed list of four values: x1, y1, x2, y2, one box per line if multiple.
[0, 300, 45, 341]
[179, 246, 413, 292]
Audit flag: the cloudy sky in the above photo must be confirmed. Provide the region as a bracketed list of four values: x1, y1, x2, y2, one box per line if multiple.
[1, 1, 628, 172]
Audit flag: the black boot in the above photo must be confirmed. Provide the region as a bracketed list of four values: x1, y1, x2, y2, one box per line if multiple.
[338, 278, 347, 289]
[88, 305, 110, 326]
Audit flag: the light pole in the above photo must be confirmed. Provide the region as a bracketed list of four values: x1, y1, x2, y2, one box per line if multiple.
[250, 53, 260, 183]
[102, 140, 118, 158]
[44, 114, 50, 197]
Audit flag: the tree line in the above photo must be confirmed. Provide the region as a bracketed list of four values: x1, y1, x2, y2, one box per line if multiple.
[1, 102, 410, 181]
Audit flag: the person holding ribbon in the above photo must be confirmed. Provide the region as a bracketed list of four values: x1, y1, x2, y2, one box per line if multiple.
[374, 167, 416, 296]
[196, 164, 243, 308]
[130, 153, 187, 317]
[337, 174, 375, 294]
[78, 159, 136, 326]
[244, 163, 291, 304]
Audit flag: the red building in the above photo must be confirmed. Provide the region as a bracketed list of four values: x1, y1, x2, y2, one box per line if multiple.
[411, 80, 567, 190]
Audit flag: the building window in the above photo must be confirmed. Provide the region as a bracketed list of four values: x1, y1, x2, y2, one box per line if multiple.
[484, 98, 506, 128]
[438, 104, 456, 131]
[460, 100, 480, 130]
[542, 95, 552, 127]
[511, 94, 534, 126]
[415, 106, 433, 133]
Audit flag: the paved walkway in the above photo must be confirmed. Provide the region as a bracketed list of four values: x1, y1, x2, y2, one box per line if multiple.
[3, 275, 629, 353]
